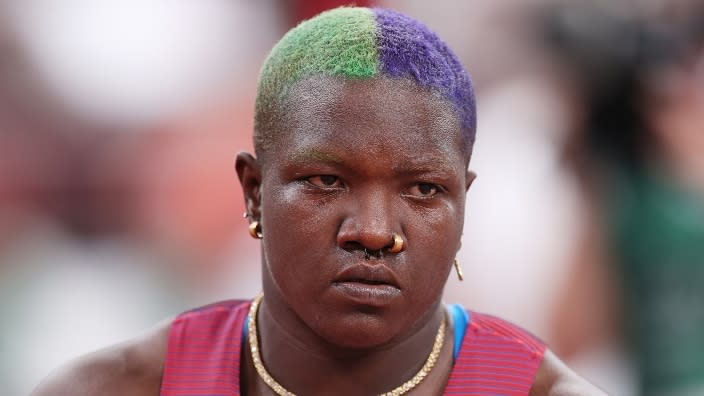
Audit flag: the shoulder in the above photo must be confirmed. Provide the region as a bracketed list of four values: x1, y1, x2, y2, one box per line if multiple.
[529, 349, 609, 396]
[465, 310, 546, 358]
[167, 299, 250, 338]
[172, 299, 250, 323]
[31, 318, 172, 396]
[31, 299, 250, 396]
[461, 311, 607, 394]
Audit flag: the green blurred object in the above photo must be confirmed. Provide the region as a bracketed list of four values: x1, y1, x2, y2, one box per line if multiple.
[611, 169, 704, 395]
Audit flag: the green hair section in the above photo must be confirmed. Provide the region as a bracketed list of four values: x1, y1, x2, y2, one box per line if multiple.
[254, 7, 378, 149]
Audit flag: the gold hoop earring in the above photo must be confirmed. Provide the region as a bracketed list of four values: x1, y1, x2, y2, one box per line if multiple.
[454, 259, 464, 281]
[389, 234, 404, 253]
[248, 221, 263, 239]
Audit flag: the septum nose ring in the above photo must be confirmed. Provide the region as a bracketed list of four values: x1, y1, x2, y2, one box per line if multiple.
[362, 235, 403, 259]
[388, 233, 404, 253]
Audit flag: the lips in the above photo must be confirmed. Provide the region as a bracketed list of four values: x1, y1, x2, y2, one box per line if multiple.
[331, 264, 402, 306]
[333, 264, 401, 288]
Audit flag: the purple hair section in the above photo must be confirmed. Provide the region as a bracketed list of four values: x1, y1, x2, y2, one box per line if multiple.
[373, 8, 476, 144]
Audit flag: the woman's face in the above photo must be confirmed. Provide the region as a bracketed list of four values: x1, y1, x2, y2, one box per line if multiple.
[248, 76, 474, 348]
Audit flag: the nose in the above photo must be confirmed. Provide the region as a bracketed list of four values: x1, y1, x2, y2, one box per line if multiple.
[337, 187, 400, 254]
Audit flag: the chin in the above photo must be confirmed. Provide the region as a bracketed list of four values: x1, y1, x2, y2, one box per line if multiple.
[313, 312, 402, 350]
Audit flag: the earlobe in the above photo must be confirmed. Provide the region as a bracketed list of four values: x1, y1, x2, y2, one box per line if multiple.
[465, 170, 477, 191]
[235, 152, 263, 219]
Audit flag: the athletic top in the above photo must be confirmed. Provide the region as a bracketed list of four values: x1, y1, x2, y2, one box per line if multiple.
[161, 300, 545, 395]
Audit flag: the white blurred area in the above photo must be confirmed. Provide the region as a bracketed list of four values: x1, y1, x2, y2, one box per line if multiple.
[8, 1, 699, 395]
[4, 0, 278, 126]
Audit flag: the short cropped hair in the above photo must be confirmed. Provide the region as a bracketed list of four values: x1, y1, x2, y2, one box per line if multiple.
[254, 7, 475, 154]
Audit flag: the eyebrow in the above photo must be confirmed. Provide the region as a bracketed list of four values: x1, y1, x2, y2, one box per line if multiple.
[288, 148, 460, 175]
[288, 149, 345, 165]
[394, 156, 459, 175]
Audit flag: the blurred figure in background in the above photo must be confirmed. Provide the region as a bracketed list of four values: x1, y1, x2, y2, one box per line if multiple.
[544, 2, 704, 395]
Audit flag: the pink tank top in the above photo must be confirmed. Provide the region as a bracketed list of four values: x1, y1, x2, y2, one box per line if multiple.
[161, 300, 545, 395]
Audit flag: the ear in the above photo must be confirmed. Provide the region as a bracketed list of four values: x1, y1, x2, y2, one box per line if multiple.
[465, 170, 477, 192]
[235, 152, 263, 220]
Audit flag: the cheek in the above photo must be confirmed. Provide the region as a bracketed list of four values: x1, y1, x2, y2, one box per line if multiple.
[264, 182, 340, 241]
[402, 201, 465, 298]
[410, 198, 464, 249]
[260, 182, 338, 285]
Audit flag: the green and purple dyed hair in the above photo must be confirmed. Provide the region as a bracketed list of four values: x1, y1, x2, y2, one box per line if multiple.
[254, 7, 476, 153]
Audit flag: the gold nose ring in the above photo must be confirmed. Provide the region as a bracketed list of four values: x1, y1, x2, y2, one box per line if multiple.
[389, 234, 404, 253]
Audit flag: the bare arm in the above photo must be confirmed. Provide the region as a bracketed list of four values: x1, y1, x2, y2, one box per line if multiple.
[530, 349, 609, 396]
[31, 319, 171, 396]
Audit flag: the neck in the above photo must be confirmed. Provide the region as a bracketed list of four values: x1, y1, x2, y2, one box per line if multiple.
[250, 290, 449, 395]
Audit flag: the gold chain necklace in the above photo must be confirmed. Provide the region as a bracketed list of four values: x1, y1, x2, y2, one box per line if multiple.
[247, 294, 446, 396]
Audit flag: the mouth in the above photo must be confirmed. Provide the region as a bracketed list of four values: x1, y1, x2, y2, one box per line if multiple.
[342, 278, 391, 285]
[333, 263, 401, 287]
[331, 264, 402, 306]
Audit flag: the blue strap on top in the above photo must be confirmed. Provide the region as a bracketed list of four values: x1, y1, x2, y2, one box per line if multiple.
[243, 303, 470, 361]
[243, 314, 249, 340]
[447, 303, 469, 361]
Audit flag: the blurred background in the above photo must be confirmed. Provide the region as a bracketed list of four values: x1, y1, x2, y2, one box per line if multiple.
[1, 1, 703, 395]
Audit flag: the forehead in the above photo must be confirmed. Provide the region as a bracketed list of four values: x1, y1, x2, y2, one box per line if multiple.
[265, 76, 465, 166]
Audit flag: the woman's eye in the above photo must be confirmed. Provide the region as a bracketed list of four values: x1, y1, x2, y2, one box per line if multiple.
[306, 175, 341, 188]
[408, 183, 440, 197]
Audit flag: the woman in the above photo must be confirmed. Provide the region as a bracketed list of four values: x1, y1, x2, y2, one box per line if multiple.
[33, 7, 603, 395]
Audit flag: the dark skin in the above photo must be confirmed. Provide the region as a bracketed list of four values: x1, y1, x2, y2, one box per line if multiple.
[32, 76, 606, 396]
